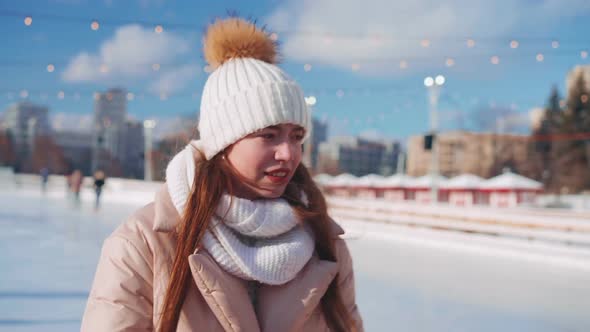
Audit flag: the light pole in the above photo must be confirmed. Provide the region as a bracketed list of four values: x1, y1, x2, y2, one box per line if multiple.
[143, 119, 156, 181]
[424, 75, 445, 204]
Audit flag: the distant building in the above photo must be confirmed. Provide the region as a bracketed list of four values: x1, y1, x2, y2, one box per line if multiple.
[302, 117, 327, 173]
[407, 131, 536, 179]
[53, 131, 93, 175]
[122, 120, 144, 179]
[91, 88, 144, 177]
[317, 136, 401, 176]
[1, 101, 52, 170]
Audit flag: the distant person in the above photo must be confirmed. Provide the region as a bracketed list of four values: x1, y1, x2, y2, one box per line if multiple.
[40, 167, 49, 192]
[81, 18, 362, 332]
[12, 163, 21, 186]
[65, 170, 73, 196]
[93, 170, 105, 209]
[70, 170, 83, 202]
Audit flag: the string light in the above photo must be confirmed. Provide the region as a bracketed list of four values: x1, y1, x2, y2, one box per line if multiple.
[24, 16, 32, 26]
[305, 96, 317, 106]
[269, 32, 279, 41]
[399, 60, 408, 69]
[5, 10, 586, 49]
[510, 40, 519, 49]
[466, 39, 476, 48]
[581, 51, 588, 59]
[551, 40, 559, 49]
[20, 90, 29, 98]
[151, 63, 160, 71]
[154, 25, 163, 33]
[303, 63, 312, 72]
[420, 39, 430, 48]
[445, 58, 455, 67]
[90, 20, 99, 31]
[57, 91, 65, 99]
[46, 64, 55, 72]
[126, 92, 134, 101]
[536, 53, 544, 62]
[490, 55, 500, 65]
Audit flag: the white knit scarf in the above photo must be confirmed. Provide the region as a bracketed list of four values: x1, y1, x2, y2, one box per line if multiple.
[165, 142, 314, 285]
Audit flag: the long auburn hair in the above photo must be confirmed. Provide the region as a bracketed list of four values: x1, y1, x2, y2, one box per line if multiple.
[158, 147, 356, 331]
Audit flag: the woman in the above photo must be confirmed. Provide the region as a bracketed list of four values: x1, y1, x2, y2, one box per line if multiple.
[93, 170, 106, 209]
[81, 17, 363, 332]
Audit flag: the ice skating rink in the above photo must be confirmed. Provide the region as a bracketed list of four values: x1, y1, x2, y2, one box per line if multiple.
[1, 187, 589, 332]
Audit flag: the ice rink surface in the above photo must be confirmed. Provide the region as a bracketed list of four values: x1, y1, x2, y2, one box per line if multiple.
[1, 189, 589, 332]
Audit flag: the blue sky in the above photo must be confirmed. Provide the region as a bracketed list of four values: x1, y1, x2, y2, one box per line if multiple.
[1, 0, 590, 141]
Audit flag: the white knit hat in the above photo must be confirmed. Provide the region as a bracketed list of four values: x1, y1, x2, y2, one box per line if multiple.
[198, 18, 310, 160]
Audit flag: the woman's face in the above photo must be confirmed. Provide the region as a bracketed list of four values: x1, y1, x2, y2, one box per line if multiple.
[225, 123, 305, 199]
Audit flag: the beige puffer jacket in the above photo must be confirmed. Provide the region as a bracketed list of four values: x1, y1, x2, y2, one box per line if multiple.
[81, 185, 363, 331]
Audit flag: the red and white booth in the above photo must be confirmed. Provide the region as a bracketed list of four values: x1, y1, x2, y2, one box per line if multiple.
[376, 174, 413, 201]
[478, 172, 543, 207]
[441, 174, 484, 206]
[313, 174, 333, 188]
[406, 174, 449, 203]
[353, 174, 385, 198]
[324, 173, 357, 197]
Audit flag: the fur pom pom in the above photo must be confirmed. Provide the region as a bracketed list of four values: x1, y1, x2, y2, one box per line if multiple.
[203, 18, 278, 69]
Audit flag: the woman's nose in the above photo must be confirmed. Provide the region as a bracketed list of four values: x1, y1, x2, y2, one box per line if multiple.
[275, 141, 294, 161]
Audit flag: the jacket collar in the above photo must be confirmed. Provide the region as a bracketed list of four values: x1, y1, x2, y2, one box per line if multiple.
[188, 250, 260, 332]
[188, 250, 339, 332]
[256, 256, 338, 331]
[153, 185, 182, 232]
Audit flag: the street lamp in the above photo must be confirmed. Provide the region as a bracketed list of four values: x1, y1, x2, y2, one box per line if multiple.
[424, 75, 445, 204]
[143, 119, 156, 181]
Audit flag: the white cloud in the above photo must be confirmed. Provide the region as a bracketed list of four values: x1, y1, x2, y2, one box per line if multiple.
[358, 129, 385, 141]
[148, 64, 200, 94]
[145, 115, 199, 140]
[62, 24, 191, 83]
[266, 0, 590, 74]
[51, 112, 93, 132]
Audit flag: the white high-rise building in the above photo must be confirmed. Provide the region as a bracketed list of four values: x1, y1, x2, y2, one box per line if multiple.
[2, 101, 52, 168]
[92, 88, 128, 175]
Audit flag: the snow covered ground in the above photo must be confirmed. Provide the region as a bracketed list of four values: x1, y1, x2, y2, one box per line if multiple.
[1, 178, 589, 331]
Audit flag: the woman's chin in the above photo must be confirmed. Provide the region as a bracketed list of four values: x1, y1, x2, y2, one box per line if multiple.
[231, 185, 284, 200]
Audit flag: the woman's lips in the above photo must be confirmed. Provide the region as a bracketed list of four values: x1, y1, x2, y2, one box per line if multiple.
[264, 169, 291, 184]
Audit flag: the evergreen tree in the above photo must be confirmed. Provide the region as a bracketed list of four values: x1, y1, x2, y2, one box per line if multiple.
[552, 72, 590, 192]
[532, 86, 561, 189]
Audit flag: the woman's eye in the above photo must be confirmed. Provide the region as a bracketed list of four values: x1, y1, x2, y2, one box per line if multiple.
[293, 134, 304, 141]
[261, 133, 275, 140]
